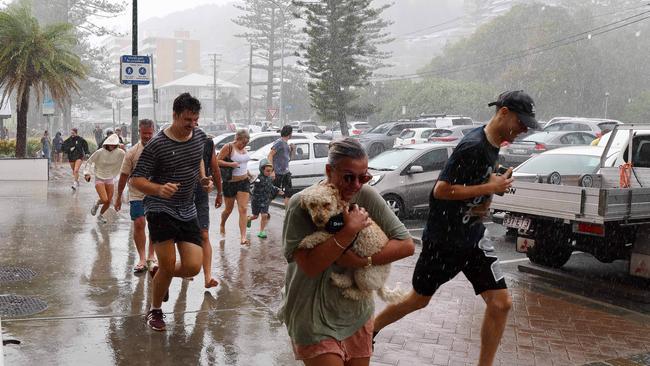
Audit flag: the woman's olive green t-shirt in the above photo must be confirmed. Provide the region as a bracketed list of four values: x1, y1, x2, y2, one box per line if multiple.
[278, 184, 411, 345]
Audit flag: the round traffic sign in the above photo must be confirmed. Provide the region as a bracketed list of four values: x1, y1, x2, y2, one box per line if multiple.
[138, 67, 147, 76]
[125, 67, 133, 75]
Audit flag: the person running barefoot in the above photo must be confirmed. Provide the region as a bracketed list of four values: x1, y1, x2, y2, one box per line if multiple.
[62, 128, 89, 190]
[191, 123, 223, 288]
[115, 119, 157, 273]
[83, 134, 125, 224]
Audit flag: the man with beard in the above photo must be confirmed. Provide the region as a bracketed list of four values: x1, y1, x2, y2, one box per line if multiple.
[115, 119, 157, 273]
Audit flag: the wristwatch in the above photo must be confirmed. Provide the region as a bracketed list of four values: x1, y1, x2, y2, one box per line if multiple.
[364, 256, 372, 269]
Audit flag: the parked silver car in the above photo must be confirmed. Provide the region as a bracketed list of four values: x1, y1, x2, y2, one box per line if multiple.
[543, 118, 621, 135]
[357, 121, 435, 157]
[500, 131, 596, 167]
[368, 143, 454, 218]
[428, 126, 478, 144]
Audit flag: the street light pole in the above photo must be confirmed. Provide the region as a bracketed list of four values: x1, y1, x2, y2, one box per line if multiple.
[131, 0, 139, 143]
[604, 92, 610, 118]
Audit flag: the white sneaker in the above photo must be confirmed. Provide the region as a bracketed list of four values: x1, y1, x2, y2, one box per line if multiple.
[71, 183, 76, 190]
[98, 215, 107, 224]
[90, 201, 100, 216]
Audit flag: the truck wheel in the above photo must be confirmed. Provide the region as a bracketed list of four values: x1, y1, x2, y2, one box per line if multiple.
[527, 223, 574, 268]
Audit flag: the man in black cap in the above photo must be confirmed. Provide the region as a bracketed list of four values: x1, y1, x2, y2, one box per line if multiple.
[374, 90, 539, 366]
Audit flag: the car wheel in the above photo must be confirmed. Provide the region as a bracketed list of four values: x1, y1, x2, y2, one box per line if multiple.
[383, 194, 406, 219]
[368, 143, 384, 157]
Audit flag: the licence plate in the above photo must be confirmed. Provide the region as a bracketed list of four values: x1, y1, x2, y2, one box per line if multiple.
[503, 214, 531, 230]
[512, 149, 527, 154]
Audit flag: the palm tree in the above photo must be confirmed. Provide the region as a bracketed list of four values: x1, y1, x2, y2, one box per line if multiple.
[0, 2, 86, 158]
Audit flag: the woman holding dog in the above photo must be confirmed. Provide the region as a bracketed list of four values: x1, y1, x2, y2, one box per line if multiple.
[279, 138, 415, 366]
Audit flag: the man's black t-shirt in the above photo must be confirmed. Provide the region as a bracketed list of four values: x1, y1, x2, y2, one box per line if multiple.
[422, 126, 499, 248]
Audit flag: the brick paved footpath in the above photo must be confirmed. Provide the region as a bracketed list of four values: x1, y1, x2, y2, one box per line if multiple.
[370, 251, 650, 366]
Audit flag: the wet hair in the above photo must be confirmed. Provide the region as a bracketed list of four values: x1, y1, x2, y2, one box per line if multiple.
[280, 125, 293, 137]
[71, 128, 78, 134]
[139, 119, 154, 129]
[55, 131, 61, 137]
[173, 92, 201, 115]
[328, 137, 367, 166]
[235, 129, 250, 141]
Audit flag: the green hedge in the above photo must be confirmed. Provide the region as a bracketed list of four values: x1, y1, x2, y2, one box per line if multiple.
[0, 139, 42, 158]
[0, 137, 98, 158]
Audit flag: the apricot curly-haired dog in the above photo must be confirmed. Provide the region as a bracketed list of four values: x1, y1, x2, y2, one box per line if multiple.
[298, 183, 406, 303]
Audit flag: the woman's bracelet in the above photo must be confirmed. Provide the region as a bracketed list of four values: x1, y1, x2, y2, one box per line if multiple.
[332, 236, 346, 250]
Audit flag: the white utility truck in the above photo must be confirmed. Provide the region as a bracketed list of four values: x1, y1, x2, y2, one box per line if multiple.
[491, 124, 650, 278]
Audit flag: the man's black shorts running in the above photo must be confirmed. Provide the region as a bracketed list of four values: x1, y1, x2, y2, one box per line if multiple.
[146, 211, 202, 246]
[412, 240, 507, 296]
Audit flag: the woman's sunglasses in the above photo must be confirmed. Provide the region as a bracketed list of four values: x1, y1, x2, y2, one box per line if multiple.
[342, 172, 373, 185]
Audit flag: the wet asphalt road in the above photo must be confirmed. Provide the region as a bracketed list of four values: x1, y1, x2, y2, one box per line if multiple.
[0, 178, 298, 365]
[1, 176, 649, 365]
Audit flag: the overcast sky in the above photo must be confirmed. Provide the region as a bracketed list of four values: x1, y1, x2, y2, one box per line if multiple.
[109, 0, 234, 32]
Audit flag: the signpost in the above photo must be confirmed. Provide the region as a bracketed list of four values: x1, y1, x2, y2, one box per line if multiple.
[120, 55, 151, 86]
[43, 97, 55, 134]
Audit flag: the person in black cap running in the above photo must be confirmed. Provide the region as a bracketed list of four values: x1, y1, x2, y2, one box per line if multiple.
[373, 90, 539, 366]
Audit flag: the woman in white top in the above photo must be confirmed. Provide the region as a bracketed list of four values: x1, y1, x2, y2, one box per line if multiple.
[83, 134, 126, 223]
[217, 129, 252, 244]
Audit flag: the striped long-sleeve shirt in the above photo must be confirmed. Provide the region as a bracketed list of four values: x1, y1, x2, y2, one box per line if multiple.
[131, 128, 208, 221]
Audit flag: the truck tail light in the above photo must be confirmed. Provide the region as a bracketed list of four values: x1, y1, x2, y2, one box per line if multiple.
[576, 222, 605, 236]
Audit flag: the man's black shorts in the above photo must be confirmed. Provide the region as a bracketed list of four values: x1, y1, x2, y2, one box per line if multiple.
[273, 173, 292, 197]
[412, 240, 507, 296]
[146, 211, 202, 246]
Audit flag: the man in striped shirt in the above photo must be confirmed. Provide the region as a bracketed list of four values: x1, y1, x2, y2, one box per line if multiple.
[131, 93, 212, 331]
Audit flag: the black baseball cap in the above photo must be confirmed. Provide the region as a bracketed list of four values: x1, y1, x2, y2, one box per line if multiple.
[488, 90, 540, 130]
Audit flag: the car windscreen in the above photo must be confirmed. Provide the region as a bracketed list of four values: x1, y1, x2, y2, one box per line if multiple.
[353, 123, 371, 130]
[398, 130, 415, 139]
[516, 154, 600, 175]
[368, 148, 422, 171]
[521, 132, 557, 143]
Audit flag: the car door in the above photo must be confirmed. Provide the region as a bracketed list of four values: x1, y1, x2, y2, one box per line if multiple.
[401, 148, 449, 211]
[289, 142, 312, 188]
[311, 142, 330, 185]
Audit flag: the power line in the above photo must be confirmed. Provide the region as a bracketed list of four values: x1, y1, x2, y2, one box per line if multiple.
[374, 10, 650, 82]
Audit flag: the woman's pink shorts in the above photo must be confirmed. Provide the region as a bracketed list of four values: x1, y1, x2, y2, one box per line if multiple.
[292, 318, 373, 362]
[95, 177, 114, 186]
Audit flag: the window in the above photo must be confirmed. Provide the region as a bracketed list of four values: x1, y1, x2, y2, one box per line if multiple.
[292, 143, 310, 161]
[399, 130, 415, 139]
[560, 133, 583, 145]
[216, 135, 235, 149]
[421, 129, 434, 139]
[623, 136, 650, 167]
[314, 143, 329, 158]
[248, 136, 277, 151]
[409, 148, 448, 173]
[387, 126, 404, 136]
[598, 122, 618, 133]
[452, 118, 473, 126]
